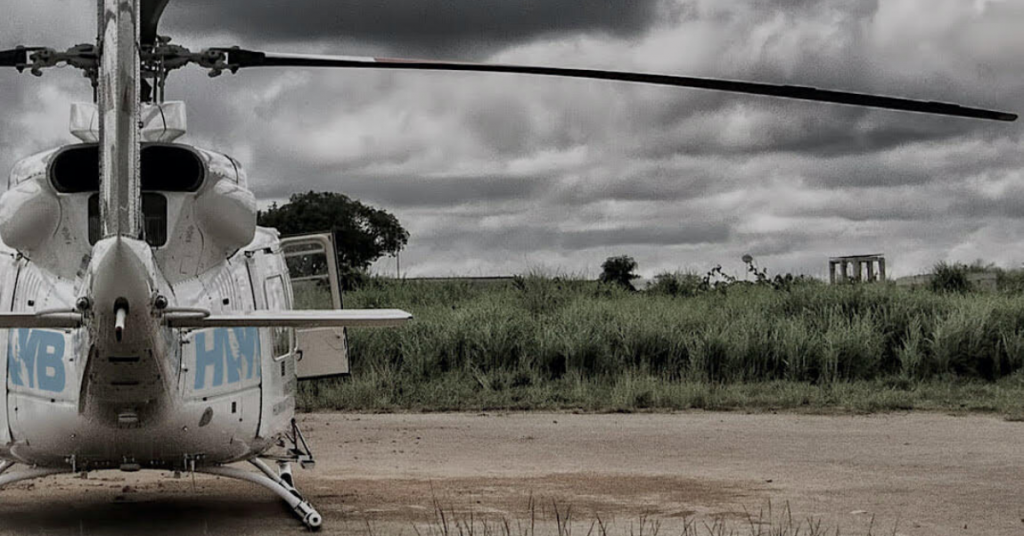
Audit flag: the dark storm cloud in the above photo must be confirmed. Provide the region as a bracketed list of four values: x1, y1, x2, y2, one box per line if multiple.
[4, 0, 1024, 278]
[950, 182, 1024, 221]
[255, 172, 551, 208]
[163, 0, 663, 55]
[626, 66, 1015, 163]
[561, 224, 732, 249]
[630, 104, 982, 161]
[798, 190, 948, 222]
[146, 0, 1024, 282]
[427, 221, 732, 253]
[0, 2, 95, 175]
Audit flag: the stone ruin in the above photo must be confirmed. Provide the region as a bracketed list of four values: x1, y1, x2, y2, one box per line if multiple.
[829, 254, 886, 284]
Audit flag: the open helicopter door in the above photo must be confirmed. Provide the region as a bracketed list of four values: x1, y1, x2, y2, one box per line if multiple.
[281, 233, 350, 379]
[0, 252, 17, 446]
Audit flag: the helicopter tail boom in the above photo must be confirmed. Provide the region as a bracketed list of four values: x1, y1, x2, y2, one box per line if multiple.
[97, 0, 142, 240]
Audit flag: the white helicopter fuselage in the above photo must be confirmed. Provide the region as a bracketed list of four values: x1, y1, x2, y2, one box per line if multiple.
[0, 108, 301, 471]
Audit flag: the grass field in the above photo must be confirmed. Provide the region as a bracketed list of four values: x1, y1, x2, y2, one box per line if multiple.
[295, 275, 1024, 415]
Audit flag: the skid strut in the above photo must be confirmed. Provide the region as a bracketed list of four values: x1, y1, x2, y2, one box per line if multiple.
[198, 459, 322, 530]
[0, 462, 70, 488]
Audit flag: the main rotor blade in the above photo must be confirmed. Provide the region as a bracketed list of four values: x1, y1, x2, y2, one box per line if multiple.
[213, 49, 1017, 122]
[141, 0, 171, 45]
[0, 48, 34, 68]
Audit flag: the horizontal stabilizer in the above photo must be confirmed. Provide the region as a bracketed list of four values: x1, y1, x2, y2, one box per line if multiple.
[165, 309, 412, 329]
[0, 312, 82, 329]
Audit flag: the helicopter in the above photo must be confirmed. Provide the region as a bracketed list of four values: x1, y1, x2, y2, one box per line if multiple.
[0, 0, 1015, 530]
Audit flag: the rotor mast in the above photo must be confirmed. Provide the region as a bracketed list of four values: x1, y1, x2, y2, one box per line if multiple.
[97, 0, 142, 239]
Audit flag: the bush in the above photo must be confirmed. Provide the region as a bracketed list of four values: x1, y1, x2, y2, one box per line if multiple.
[648, 272, 704, 297]
[997, 268, 1024, 294]
[931, 262, 972, 294]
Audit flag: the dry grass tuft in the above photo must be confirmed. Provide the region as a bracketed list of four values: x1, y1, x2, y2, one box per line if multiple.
[396, 499, 893, 536]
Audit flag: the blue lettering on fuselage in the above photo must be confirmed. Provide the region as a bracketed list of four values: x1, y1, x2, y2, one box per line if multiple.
[8, 329, 66, 393]
[194, 328, 260, 390]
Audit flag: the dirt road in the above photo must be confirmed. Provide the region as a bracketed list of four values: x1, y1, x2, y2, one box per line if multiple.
[0, 412, 1020, 535]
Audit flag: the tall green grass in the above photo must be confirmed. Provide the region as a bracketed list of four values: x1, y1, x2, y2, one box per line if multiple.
[298, 276, 1024, 413]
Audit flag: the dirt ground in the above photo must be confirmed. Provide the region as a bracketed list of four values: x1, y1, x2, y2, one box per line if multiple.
[0, 412, 1021, 536]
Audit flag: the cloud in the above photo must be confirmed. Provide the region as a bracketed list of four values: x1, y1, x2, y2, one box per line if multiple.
[2, 0, 1024, 280]
[162, 0, 664, 56]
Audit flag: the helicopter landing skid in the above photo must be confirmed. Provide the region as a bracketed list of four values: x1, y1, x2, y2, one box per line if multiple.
[198, 458, 322, 530]
[258, 419, 316, 470]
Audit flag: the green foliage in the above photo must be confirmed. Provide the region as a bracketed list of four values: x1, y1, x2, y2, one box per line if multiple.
[258, 191, 409, 289]
[286, 260, 1024, 413]
[992, 267, 1024, 294]
[295, 275, 1024, 411]
[931, 262, 972, 293]
[599, 255, 640, 289]
[647, 271, 704, 297]
[649, 262, 817, 298]
[742, 257, 814, 291]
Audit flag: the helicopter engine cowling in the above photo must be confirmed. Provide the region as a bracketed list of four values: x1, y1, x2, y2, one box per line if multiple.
[195, 173, 257, 259]
[154, 149, 258, 282]
[0, 178, 60, 254]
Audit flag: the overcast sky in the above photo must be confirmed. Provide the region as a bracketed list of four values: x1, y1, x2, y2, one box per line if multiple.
[3, 0, 1024, 279]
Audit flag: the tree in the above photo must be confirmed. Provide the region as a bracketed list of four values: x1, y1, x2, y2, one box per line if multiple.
[600, 255, 640, 289]
[258, 191, 409, 288]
